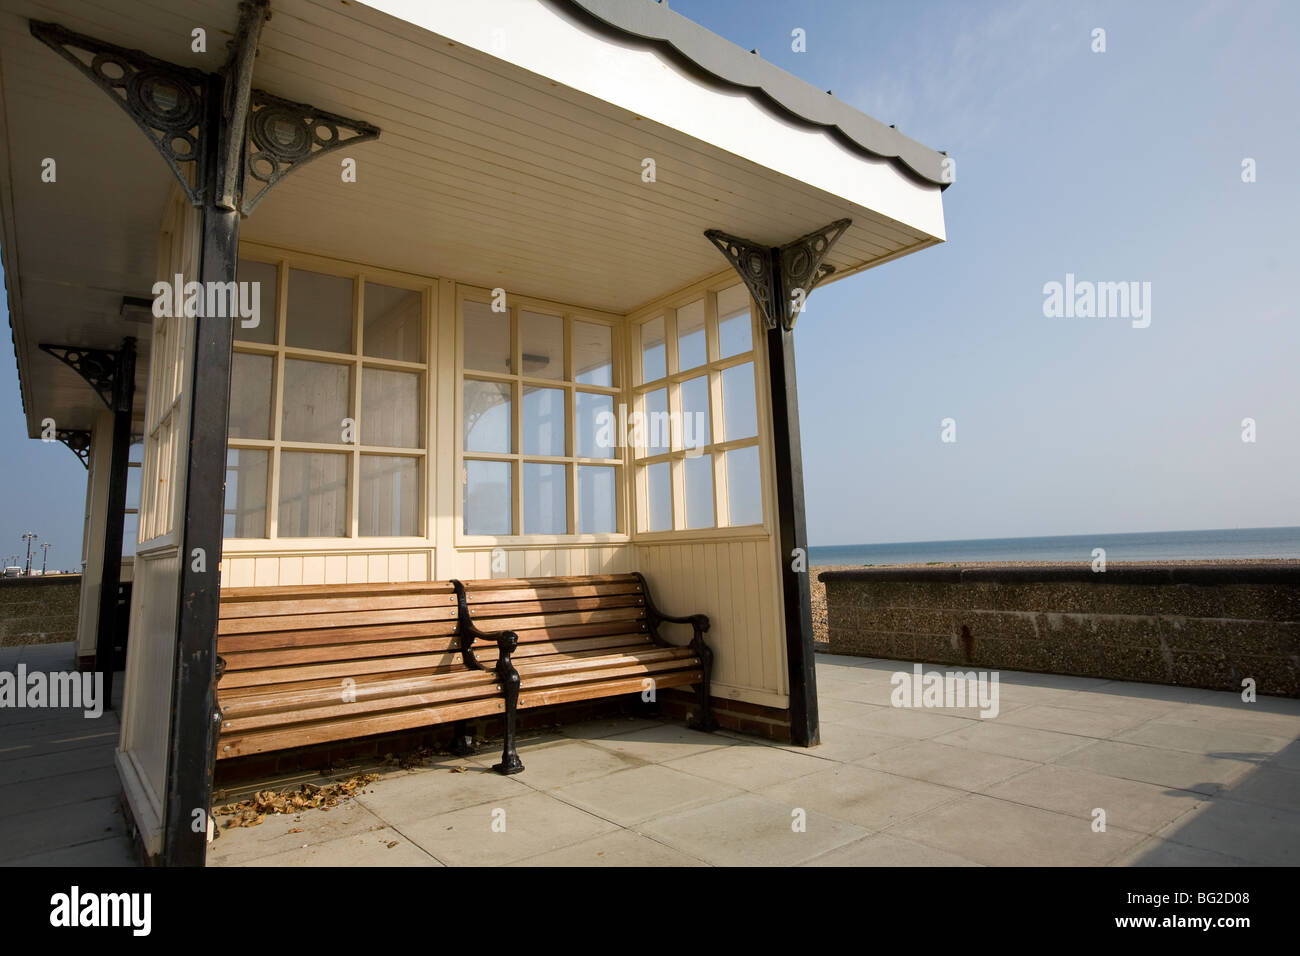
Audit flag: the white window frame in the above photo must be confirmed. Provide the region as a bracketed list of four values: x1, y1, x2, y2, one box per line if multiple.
[224, 244, 436, 550]
[629, 279, 772, 543]
[455, 284, 628, 545]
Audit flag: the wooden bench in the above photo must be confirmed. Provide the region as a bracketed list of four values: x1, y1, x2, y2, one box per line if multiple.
[214, 580, 503, 762]
[455, 572, 715, 773]
[213, 573, 714, 775]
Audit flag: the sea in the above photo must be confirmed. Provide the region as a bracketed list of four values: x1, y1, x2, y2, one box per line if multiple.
[808, 526, 1300, 567]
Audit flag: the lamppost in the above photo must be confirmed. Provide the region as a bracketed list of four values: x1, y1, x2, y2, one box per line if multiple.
[40, 543, 51, 575]
[21, 532, 37, 576]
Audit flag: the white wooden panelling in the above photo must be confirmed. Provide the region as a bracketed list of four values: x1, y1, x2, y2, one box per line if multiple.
[636, 538, 788, 707]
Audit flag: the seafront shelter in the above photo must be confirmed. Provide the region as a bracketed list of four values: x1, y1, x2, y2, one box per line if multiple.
[0, 0, 950, 864]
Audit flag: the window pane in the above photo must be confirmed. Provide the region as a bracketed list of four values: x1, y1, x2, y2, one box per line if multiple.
[122, 511, 138, 557]
[722, 362, 758, 441]
[362, 368, 420, 448]
[236, 259, 277, 344]
[126, 464, 142, 510]
[677, 298, 706, 371]
[679, 375, 711, 449]
[717, 285, 752, 358]
[463, 299, 511, 373]
[286, 269, 353, 353]
[281, 359, 351, 444]
[522, 386, 565, 457]
[278, 452, 348, 537]
[641, 316, 665, 383]
[228, 352, 272, 439]
[523, 462, 566, 534]
[364, 283, 422, 362]
[576, 392, 615, 459]
[224, 448, 267, 538]
[359, 456, 419, 536]
[645, 461, 671, 532]
[573, 320, 612, 386]
[642, 388, 669, 456]
[577, 465, 616, 534]
[521, 310, 563, 380]
[726, 446, 762, 526]
[463, 380, 511, 453]
[463, 460, 512, 535]
[684, 453, 714, 528]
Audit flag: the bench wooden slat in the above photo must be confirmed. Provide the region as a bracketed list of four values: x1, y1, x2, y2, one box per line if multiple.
[464, 582, 644, 604]
[220, 697, 508, 759]
[220, 636, 462, 671]
[469, 607, 645, 633]
[217, 603, 458, 636]
[219, 651, 469, 689]
[461, 573, 640, 590]
[220, 591, 457, 619]
[464, 595, 644, 619]
[217, 620, 458, 653]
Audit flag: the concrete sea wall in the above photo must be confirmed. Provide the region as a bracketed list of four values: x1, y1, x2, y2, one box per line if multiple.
[819, 565, 1300, 697]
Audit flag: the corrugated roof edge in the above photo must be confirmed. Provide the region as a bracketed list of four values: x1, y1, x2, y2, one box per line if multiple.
[551, 0, 951, 189]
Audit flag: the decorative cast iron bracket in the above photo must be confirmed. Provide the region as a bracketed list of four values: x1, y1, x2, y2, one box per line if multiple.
[38, 344, 126, 410]
[240, 90, 379, 215]
[30, 20, 211, 206]
[30, 5, 379, 216]
[704, 219, 851, 331]
[55, 429, 92, 469]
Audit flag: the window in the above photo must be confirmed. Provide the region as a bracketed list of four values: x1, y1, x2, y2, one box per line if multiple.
[225, 257, 428, 539]
[632, 284, 765, 533]
[460, 291, 621, 537]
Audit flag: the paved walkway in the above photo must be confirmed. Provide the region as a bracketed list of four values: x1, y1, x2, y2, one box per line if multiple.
[0, 642, 134, 866]
[208, 654, 1300, 866]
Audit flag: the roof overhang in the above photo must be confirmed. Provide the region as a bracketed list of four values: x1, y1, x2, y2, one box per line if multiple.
[0, 0, 949, 436]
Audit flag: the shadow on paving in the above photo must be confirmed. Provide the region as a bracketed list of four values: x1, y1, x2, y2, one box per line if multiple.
[0, 642, 134, 866]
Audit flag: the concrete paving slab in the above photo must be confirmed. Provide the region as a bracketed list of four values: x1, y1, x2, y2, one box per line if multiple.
[552, 763, 739, 826]
[638, 792, 867, 866]
[207, 798, 387, 866]
[978, 764, 1207, 834]
[997, 703, 1155, 739]
[466, 738, 646, 791]
[233, 828, 443, 867]
[1055, 740, 1257, 794]
[856, 740, 1037, 792]
[803, 832, 982, 867]
[508, 828, 708, 866]
[1214, 765, 1300, 810]
[398, 790, 617, 866]
[664, 738, 830, 790]
[892, 793, 1148, 866]
[1115, 836, 1256, 867]
[760, 764, 964, 831]
[587, 722, 730, 763]
[1153, 798, 1300, 866]
[1113, 721, 1291, 761]
[933, 720, 1095, 763]
[353, 765, 532, 826]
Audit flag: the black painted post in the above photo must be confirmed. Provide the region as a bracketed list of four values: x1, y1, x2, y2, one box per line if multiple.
[766, 253, 820, 747]
[94, 338, 135, 709]
[161, 73, 240, 867]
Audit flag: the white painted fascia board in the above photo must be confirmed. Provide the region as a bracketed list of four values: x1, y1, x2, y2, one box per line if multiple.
[359, 0, 946, 242]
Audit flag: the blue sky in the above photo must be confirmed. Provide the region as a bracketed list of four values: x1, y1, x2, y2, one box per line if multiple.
[2, 0, 1298, 564]
[673, 0, 1300, 545]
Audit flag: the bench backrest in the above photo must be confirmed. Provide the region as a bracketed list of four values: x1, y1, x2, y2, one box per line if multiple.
[458, 573, 650, 664]
[217, 581, 463, 695]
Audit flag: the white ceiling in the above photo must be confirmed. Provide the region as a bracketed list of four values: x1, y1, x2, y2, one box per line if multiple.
[0, 0, 945, 435]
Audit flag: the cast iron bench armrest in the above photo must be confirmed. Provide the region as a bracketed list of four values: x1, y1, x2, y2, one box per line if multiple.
[451, 580, 524, 773]
[452, 581, 519, 673]
[634, 572, 710, 645]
